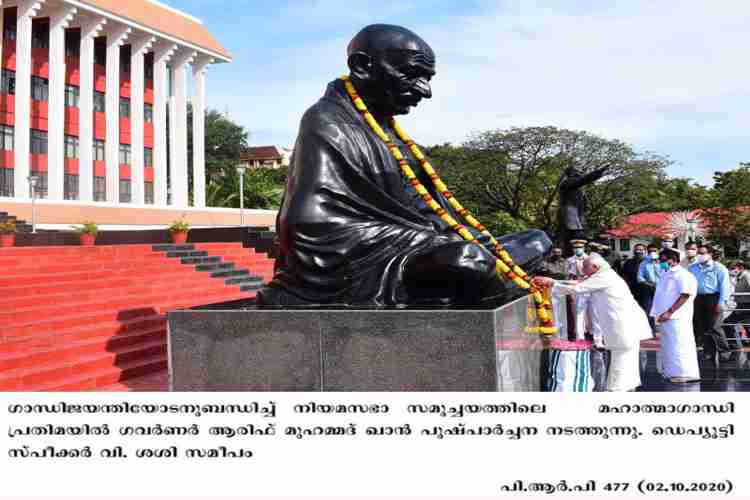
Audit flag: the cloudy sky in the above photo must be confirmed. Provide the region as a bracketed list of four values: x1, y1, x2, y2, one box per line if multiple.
[175, 0, 749, 186]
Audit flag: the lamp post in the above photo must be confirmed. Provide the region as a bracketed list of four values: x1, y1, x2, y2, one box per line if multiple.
[27, 175, 38, 233]
[236, 165, 247, 227]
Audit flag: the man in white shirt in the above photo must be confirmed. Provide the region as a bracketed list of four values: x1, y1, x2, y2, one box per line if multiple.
[533, 254, 652, 391]
[651, 248, 700, 383]
[565, 239, 590, 341]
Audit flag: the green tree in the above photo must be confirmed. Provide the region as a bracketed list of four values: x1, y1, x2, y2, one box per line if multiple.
[703, 165, 750, 256]
[427, 127, 673, 241]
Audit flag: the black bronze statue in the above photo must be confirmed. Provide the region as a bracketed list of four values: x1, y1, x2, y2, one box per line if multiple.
[558, 166, 609, 244]
[258, 24, 552, 307]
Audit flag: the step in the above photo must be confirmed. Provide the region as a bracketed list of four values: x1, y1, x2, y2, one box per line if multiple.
[21, 355, 168, 392]
[152, 244, 195, 252]
[2, 285, 250, 327]
[0, 265, 205, 289]
[0, 326, 166, 371]
[1, 313, 167, 350]
[240, 282, 263, 292]
[1, 257, 185, 278]
[2, 288, 256, 339]
[196, 262, 234, 272]
[97, 370, 168, 392]
[166, 250, 208, 258]
[181, 255, 221, 265]
[4, 272, 224, 302]
[226, 275, 263, 286]
[0, 342, 167, 391]
[210, 268, 249, 278]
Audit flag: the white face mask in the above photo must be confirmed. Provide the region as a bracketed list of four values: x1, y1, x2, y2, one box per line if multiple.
[698, 254, 711, 264]
[686, 249, 697, 257]
[649, 252, 659, 260]
[662, 241, 673, 249]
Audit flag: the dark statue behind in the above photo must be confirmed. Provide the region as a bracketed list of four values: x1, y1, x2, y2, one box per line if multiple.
[257, 24, 552, 308]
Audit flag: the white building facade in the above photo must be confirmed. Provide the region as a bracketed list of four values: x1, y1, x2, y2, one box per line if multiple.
[0, 0, 230, 210]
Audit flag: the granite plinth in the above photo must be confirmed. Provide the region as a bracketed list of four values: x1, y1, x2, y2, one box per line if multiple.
[168, 296, 546, 391]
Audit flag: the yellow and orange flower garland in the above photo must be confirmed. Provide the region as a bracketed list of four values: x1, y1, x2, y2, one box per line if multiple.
[340, 76, 556, 334]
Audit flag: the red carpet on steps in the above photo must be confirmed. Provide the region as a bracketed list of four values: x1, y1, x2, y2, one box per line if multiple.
[0, 243, 275, 392]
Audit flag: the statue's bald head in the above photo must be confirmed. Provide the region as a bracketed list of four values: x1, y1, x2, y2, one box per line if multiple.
[346, 24, 436, 117]
[347, 24, 435, 62]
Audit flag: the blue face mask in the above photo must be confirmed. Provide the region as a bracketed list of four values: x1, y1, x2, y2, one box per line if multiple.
[660, 262, 670, 271]
[574, 248, 584, 257]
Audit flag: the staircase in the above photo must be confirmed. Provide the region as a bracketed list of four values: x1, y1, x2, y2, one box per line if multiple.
[0, 243, 275, 391]
[0, 210, 33, 232]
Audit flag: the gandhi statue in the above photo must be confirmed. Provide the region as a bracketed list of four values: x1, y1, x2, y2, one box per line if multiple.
[258, 24, 552, 307]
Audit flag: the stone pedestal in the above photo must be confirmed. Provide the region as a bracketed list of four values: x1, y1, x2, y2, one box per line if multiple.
[168, 296, 546, 391]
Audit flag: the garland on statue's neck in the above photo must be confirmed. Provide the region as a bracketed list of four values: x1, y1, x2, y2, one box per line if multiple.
[340, 75, 555, 334]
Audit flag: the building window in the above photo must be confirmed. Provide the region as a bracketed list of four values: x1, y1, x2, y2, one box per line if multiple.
[619, 239, 631, 252]
[64, 173, 78, 200]
[144, 147, 153, 167]
[65, 30, 80, 58]
[65, 85, 79, 108]
[119, 97, 130, 118]
[0, 168, 12, 197]
[144, 103, 154, 123]
[0, 124, 13, 151]
[31, 76, 49, 101]
[119, 179, 131, 203]
[31, 171, 47, 198]
[93, 139, 105, 161]
[93, 91, 105, 113]
[30, 130, 47, 155]
[64, 135, 79, 159]
[119, 144, 131, 165]
[93, 175, 106, 201]
[1, 69, 15, 95]
[31, 22, 49, 49]
[144, 181, 154, 204]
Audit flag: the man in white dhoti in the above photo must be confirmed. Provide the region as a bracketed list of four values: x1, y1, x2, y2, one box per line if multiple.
[533, 254, 652, 391]
[651, 248, 701, 383]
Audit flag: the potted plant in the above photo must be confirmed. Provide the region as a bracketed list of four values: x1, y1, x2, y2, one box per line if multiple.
[168, 218, 190, 244]
[0, 221, 16, 247]
[72, 221, 98, 246]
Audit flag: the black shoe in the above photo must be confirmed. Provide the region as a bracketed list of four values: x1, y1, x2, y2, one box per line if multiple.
[702, 353, 716, 361]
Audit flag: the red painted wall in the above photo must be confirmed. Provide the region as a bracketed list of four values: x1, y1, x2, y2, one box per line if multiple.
[93, 160, 105, 177]
[64, 158, 78, 174]
[119, 164, 131, 180]
[0, 151, 13, 168]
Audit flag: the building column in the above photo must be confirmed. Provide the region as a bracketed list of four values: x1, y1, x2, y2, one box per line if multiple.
[191, 56, 212, 208]
[104, 24, 130, 202]
[46, 6, 77, 201]
[14, 0, 44, 200]
[77, 17, 106, 202]
[169, 49, 196, 208]
[129, 34, 155, 205]
[152, 42, 176, 207]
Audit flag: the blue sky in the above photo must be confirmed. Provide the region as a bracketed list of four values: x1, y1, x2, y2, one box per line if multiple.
[173, 0, 749, 186]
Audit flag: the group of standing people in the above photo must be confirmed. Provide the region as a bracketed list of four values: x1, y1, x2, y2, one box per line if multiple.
[537, 234, 750, 389]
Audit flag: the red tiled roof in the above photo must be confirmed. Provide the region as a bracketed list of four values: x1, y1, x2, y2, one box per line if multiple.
[78, 0, 231, 60]
[607, 210, 710, 238]
[241, 146, 283, 161]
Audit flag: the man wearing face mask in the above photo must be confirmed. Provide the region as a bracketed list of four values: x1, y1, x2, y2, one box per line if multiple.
[637, 243, 663, 335]
[622, 243, 647, 302]
[723, 262, 750, 347]
[533, 254, 652, 391]
[681, 241, 698, 269]
[651, 249, 700, 383]
[541, 247, 568, 280]
[565, 239, 590, 340]
[688, 244, 733, 361]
